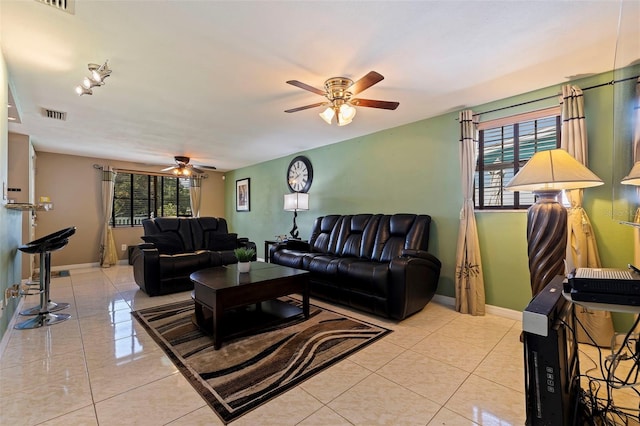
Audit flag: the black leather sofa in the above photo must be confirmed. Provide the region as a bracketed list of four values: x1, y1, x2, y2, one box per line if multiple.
[131, 217, 256, 296]
[270, 214, 441, 320]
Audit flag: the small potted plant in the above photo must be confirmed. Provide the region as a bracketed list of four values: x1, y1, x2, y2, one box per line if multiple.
[234, 247, 256, 273]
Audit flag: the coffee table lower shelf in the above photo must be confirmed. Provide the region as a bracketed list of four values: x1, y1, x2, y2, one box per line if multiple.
[192, 295, 307, 346]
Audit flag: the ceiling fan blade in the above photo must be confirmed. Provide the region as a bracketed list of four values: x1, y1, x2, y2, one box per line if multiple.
[352, 98, 399, 110]
[161, 166, 177, 171]
[190, 166, 206, 174]
[349, 71, 384, 95]
[285, 102, 327, 113]
[194, 164, 217, 171]
[286, 80, 326, 96]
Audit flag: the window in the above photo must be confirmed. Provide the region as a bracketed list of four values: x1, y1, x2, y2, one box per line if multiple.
[112, 173, 192, 227]
[475, 107, 561, 209]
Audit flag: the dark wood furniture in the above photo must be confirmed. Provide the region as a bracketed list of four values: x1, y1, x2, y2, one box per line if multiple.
[190, 262, 310, 349]
[264, 239, 279, 263]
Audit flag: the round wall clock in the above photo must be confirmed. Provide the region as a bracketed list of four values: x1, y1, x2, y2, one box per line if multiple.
[287, 155, 313, 193]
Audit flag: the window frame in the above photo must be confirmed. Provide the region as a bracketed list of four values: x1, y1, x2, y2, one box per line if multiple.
[112, 172, 192, 227]
[475, 106, 561, 210]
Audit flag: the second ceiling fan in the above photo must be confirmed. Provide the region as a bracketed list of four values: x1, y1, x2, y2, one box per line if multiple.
[285, 71, 399, 126]
[161, 156, 216, 176]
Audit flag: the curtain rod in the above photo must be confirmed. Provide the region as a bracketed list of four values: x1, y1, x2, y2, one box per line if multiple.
[92, 164, 207, 178]
[472, 74, 640, 117]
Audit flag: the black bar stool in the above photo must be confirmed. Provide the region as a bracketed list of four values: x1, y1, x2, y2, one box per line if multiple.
[19, 227, 76, 315]
[15, 227, 76, 330]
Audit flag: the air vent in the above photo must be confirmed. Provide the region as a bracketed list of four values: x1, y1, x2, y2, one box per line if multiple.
[35, 0, 75, 14]
[42, 108, 67, 121]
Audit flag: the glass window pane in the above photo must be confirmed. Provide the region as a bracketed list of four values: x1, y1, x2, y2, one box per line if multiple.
[113, 173, 132, 226]
[178, 178, 191, 216]
[476, 114, 559, 210]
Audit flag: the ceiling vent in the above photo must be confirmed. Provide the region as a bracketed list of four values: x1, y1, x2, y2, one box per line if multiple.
[35, 0, 75, 14]
[42, 108, 67, 121]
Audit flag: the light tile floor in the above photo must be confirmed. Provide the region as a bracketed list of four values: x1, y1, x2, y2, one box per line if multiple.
[0, 265, 530, 425]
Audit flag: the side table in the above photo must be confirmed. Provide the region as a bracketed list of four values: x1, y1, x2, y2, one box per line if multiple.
[264, 240, 280, 263]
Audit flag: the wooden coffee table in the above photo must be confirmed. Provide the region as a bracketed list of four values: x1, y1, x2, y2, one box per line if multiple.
[190, 262, 310, 349]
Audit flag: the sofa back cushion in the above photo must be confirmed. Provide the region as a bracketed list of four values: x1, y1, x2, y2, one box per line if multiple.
[372, 214, 431, 262]
[141, 233, 184, 254]
[309, 215, 341, 254]
[336, 214, 380, 259]
[144, 217, 195, 251]
[192, 217, 230, 251]
[142, 217, 233, 252]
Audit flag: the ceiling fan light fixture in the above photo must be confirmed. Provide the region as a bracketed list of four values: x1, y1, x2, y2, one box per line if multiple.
[319, 107, 334, 124]
[337, 113, 353, 126]
[339, 103, 356, 121]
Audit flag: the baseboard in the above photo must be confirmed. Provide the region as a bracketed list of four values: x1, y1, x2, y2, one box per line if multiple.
[35, 262, 101, 274]
[0, 297, 26, 361]
[432, 294, 522, 322]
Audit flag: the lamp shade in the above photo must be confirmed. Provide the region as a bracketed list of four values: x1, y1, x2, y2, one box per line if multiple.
[505, 149, 603, 192]
[284, 192, 309, 211]
[621, 161, 640, 186]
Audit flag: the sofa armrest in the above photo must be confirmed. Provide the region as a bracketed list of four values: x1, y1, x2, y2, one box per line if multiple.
[132, 245, 162, 296]
[285, 239, 311, 251]
[241, 239, 258, 260]
[387, 252, 442, 320]
[401, 249, 442, 266]
[270, 239, 310, 256]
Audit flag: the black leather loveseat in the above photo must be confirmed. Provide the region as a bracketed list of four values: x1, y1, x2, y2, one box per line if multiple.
[131, 217, 256, 296]
[270, 214, 441, 320]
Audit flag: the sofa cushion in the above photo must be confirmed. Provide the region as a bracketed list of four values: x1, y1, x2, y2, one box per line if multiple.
[336, 259, 389, 297]
[141, 233, 184, 255]
[158, 251, 212, 276]
[206, 233, 238, 251]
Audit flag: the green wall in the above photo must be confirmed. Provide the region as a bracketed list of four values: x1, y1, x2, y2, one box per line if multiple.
[224, 68, 639, 328]
[0, 51, 23, 342]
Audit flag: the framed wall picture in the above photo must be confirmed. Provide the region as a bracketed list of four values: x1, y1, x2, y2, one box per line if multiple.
[236, 178, 250, 211]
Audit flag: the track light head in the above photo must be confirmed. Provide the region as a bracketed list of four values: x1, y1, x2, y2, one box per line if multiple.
[90, 61, 112, 82]
[82, 76, 104, 89]
[77, 60, 111, 96]
[75, 85, 93, 96]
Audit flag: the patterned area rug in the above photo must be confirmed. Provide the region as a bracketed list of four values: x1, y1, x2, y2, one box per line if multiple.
[132, 298, 390, 424]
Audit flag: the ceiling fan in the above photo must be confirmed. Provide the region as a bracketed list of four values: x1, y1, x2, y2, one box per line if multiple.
[285, 71, 399, 126]
[161, 156, 216, 176]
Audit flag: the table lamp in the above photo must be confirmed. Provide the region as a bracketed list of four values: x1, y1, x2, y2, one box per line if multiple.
[505, 149, 603, 296]
[284, 192, 309, 239]
[621, 161, 640, 186]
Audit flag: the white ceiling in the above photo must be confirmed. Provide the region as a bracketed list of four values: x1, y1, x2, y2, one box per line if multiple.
[3, 1, 639, 172]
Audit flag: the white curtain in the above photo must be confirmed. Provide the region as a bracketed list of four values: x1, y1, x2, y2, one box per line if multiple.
[560, 85, 614, 347]
[454, 110, 486, 315]
[100, 166, 118, 268]
[189, 175, 203, 217]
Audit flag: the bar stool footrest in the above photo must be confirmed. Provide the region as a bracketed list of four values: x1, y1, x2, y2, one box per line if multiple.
[19, 302, 70, 316]
[14, 312, 71, 330]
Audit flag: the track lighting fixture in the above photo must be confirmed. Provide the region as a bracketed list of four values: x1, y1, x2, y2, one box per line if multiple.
[76, 61, 111, 96]
[82, 76, 103, 89]
[75, 86, 92, 96]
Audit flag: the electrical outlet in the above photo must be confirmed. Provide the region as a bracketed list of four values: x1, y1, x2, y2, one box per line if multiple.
[121, 244, 127, 251]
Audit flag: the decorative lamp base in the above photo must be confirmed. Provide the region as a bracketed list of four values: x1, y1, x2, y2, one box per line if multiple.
[289, 210, 299, 239]
[526, 191, 567, 297]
